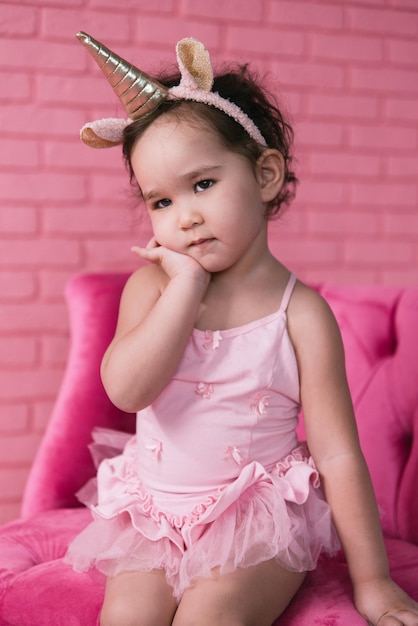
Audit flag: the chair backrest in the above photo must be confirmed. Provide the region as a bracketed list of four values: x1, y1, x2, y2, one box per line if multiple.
[22, 273, 134, 516]
[21, 273, 418, 544]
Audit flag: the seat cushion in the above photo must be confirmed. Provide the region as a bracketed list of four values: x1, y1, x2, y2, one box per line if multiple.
[1, 509, 418, 626]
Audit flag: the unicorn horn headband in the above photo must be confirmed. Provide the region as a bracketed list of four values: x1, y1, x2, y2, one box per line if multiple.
[76, 32, 267, 149]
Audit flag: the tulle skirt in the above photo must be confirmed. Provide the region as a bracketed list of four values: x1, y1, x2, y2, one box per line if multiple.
[65, 429, 340, 601]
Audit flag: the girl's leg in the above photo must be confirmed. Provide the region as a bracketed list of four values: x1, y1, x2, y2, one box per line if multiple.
[100, 569, 178, 626]
[173, 559, 306, 626]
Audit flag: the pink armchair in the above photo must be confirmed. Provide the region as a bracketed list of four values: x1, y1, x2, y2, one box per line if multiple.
[1, 272, 417, 626]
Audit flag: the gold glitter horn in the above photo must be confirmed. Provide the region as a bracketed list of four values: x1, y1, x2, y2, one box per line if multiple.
[76, 31, 169, 148]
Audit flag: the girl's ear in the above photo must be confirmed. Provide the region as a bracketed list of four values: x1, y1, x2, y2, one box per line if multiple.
[256, 149, 285, 203]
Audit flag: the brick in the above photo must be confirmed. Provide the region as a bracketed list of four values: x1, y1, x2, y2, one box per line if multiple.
[351, 182, 416, 208]
[0, 369, 64, 401]
[0, 404, 29, 432]
[37, 74, 112, 106]
[0, 304, 68, 334]
[344, 240, 413, 265]
[9, 0, 83, 5]
[296, 180, 347, 205]
[41, 336, 70, 366]
[183, 0, 262, 22]
[277, 238, 340, 265]
[0, 468, 28, 499]
[227, 27, 304, 57]
[389, 40, 418, 67]
[295, 121, 344, 147]
[271, 60, 344, 89]
[304, 267, 377, 286]
[308, 94, 378, 120]
[349, 125, 416, 151]
[307, 210, 379, 236]
[84, 239, 143, 269]
[0, 71, 30, 101]
[134, 16, 220, 48]
[276, 89, 302, 117]
[41, 9, 131, 41]
[327, 0, 382, 3]
[33, 401, 55, 433]
[350, 67, 418, 94]
[0, 139, 39, 167]
[0, 239, 81, 268]
[90, 173, 131, 202]
[90, 0, 173, 9]
[347, 7, 418, 36]
[382, 268, 418, 286]
[0, 5, 36, 35]
[39, 271, 74, 300]
[0, 302, 68, 333]
[386, 156, 418, 178]
[0, 502, 22, 525]
[308, 152, 381, 178]
[0, 272, 37, 300]
[269, 212, 303, 238]
[385, 97, 418, 122]
[0, 207, 38, 235]
[389, 0, 418, 8]
[0, 105, 86, 137]
[312, 33, 382, 63]
[0, 38, 86, 72]
[43, 139, 123, 170]
[268, 1, 343, 29]
[0, 337, 38, 368]
[384, 213, 418, 236]
[0, 173, 86, 202]
[43, 206, 136, 235]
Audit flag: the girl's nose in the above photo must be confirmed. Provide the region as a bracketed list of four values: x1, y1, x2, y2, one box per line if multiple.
[178, 204, 203, 229]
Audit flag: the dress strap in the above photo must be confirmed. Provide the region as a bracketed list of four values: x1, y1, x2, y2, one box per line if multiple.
[279, 272, 297, 313]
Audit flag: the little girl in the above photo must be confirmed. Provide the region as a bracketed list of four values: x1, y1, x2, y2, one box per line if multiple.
[66, 32, 418, 626]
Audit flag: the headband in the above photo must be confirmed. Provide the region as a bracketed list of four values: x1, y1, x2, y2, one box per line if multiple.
[76, 32, 267, 149]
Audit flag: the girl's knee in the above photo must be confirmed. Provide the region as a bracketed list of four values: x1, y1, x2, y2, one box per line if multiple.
[100, 597, 140, 626]
[100, 598, 171, 626]
[173, 561, 305, 626]
[173, 612, 246, 626]
[100, 570, 176, 626]
[100, 595, 172, 626]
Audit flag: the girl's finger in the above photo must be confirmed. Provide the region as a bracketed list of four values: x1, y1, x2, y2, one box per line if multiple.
[131, 245, 163, 264]
[131, 245, 145, 257]
[145, 236, 160, 250]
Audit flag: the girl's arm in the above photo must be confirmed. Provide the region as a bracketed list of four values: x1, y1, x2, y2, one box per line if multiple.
[101, 242, 210, 413]
[288, 284, 418, 626]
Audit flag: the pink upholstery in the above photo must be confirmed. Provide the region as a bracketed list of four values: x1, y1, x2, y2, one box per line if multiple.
[0, 273, 417, 626]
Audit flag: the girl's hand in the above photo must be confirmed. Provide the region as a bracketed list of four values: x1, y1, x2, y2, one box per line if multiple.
[132, 237, 210, 285]
[354, 577, 418, 625]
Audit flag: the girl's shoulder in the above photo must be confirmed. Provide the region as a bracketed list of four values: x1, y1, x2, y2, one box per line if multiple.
[122, 263, 168, 299]
[288, 279, 343, 359]
[116, 263, 168, 329]
[290, 279, 336, 324]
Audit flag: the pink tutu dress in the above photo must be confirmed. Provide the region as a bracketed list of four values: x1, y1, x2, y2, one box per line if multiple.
[65, 273, 339, 600]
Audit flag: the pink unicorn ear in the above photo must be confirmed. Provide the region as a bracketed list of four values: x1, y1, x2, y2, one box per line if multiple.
[79, 118, 131, 149]
[175, 38, 213, 91]
[76, 32, 168, 120]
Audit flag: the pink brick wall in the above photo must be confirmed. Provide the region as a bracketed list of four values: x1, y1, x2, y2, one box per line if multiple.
[0, 0, 417, 524]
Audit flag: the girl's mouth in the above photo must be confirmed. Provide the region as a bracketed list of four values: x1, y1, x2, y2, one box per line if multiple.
[190, 238, 214, 247]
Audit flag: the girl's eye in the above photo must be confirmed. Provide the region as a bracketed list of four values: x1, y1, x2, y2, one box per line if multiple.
[154, 198, 171, 209]
[195, 179, 214, 192]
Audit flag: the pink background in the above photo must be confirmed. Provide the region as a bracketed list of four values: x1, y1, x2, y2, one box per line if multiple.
[0, 0, 417, 524]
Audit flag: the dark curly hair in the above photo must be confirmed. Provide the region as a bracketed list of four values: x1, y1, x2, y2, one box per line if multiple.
[123, 64, 298, 219]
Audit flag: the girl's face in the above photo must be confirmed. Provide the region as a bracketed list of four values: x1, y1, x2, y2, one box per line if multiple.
[130, 115, 273, 275]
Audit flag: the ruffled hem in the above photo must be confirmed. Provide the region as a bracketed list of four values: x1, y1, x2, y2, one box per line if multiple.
[65, 429, 340, 601]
